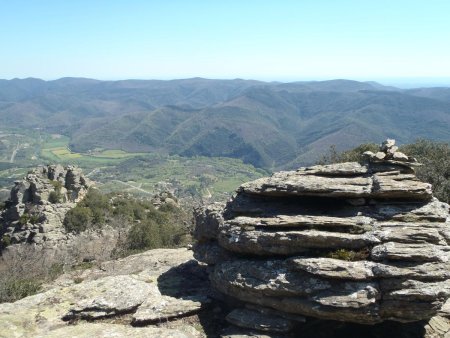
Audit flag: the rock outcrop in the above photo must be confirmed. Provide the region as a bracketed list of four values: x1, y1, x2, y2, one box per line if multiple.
[0, 248, 210, 338]
[0, 165, 91, 246]
[194, 140, 450, 335]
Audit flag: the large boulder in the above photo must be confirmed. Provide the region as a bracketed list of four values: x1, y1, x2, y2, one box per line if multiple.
[194, 140, 450, 336]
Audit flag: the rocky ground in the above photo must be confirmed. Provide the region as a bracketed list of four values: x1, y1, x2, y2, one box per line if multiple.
[0, 248, 219, 338]
[2, 247, 450, 338]
[2, 140, 450, 337]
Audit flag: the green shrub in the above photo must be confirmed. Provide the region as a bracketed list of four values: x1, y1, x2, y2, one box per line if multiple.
[62, 189, 192, 253]
[48, 180, 63, 204]
[400, 140, 450, 203]
[19, 214, 30, 225]
[122, 202, 189, 254]
[63, 206, 93, 233]
[48, 191, 62, 204]
[18, 212, 40, 225]
[78, 189, 110, 224]
[0, 235, 11, 249]
[49, 180, 63, 191]
[0, 278, 42, 303]
[326, 248, 369, 261]
[29, 214, 40, 224]
[47, 263, 64, 280]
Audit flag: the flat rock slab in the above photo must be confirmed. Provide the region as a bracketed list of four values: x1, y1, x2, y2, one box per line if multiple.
[218, 226, 379, 255]
[371, 242, 450, 262]
[288, 257, 450, 281]
[296, 162, 368, 176]
[288, 258, 376, 280]
[64, 275, 156, 320]
[238, 165, 432, 200]
[133, 295, 210, 325]
[229, 215, 373, 232]
[239, 172, 373, 198]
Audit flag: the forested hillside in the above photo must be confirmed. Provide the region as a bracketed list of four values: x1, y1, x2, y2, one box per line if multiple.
[1, 78, 449, 169]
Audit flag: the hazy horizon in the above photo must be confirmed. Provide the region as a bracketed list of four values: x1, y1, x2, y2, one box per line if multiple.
[3, 75, 450, 89]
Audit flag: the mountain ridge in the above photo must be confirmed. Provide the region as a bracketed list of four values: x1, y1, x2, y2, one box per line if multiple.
[0, 78, 449, 169]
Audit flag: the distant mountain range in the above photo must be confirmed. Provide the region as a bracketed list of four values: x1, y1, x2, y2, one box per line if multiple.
[1, 77, 449, 169]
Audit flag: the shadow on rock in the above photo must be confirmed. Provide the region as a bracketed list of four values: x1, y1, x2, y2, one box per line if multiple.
[157, 259, 229, 336]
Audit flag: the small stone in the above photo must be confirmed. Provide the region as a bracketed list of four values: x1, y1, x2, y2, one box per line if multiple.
[374, 152, 386, 160]
[381, 139, 396, 151]
[393, 152, 409, 161]
[387, 146, 399, 154]
[362, 151, 375, 159]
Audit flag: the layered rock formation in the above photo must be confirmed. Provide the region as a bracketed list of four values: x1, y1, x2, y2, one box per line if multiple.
[194, 140, 450, 335]
[0, 165, 91, 246]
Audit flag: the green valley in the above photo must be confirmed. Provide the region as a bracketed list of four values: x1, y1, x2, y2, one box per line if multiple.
[0, 127, 266, 201]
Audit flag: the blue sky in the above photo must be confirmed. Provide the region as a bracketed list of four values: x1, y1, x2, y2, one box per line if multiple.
[1, 0, 450, 84]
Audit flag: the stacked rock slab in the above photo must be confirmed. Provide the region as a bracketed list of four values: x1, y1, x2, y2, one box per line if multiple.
[194, 140, 450, 333]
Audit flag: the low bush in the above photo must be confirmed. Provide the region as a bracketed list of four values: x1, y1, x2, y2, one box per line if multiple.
[401, 140, 450, 203]
[64, 206, 93, 233]
[48, 180, 63, 203]
[125, 209, 187, 253]
[0, 235, 11, 249]
[326, 248, 369, 261]
[0, 278, 42, 303]
[48, 191, 62, 204]
[63, 189, 192, 255]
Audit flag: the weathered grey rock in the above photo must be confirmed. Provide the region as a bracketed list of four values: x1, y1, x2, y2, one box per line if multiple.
[424, 316, 450, 338]
[193, 241, 232, 265]
[296, 162, 368, 176]
[238, 166, 431, 200]
[239, 172, 374, 198]
[218, 225, 379, 256]
[64, 275, 154, 320]
[375, 152, 386, 160]
[371, 242, 450, 262]
[0, 248, 209, 338]
[393, 152, 409, 161]
[288, 257, 376, 280]
[195, 140, 450, 328]
[194, 203, 225, 241]
[0, 165, 91, 248]
[228, 214, 373, 232]
[381, 139, 396, 151]
[372, 172, 431, 199]
[133, 295, 209, 325]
